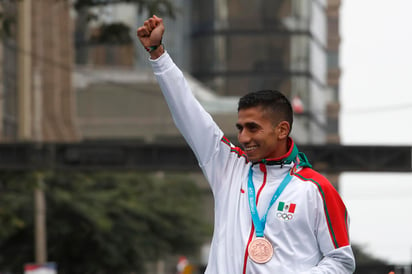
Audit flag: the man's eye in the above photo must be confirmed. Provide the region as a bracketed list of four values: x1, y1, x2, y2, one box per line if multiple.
[248, 125, 258, 131]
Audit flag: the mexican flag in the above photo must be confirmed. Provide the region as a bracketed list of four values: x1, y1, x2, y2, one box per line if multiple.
[277, 202, 296, 213]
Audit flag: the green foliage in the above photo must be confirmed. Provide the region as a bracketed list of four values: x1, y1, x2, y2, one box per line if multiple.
[0, 172, 37, 271]
[0, 171, 210, 273]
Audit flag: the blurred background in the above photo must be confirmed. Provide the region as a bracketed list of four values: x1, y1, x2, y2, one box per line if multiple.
[0, 0, 410, 273]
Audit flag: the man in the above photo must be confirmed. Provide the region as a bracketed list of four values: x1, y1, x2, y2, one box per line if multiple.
[137, 15, 356, 274]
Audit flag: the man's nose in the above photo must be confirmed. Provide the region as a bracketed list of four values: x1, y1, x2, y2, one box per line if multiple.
[238, 130, 251, 144]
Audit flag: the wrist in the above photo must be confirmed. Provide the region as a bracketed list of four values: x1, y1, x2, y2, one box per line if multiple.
[144, 44, 161, 53]
[149, 44, 165, 60]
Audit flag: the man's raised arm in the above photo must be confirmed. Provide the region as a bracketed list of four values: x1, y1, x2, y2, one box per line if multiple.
[136, 16, 225, 167]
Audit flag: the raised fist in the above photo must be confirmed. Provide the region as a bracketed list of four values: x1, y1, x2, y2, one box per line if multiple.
[137, 15, 164, 48]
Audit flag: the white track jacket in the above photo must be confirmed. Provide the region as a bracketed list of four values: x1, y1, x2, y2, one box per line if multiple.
[150, 52, 356, 274]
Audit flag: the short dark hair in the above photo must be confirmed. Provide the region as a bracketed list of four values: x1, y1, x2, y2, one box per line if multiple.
[238, 90, 293, 130]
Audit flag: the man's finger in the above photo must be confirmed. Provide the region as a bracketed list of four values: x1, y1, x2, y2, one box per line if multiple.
[148, 18, 157, 29]
[137, 27, 149, 37]
[144, 21, 152, 32]
[153, 15, 163, 27]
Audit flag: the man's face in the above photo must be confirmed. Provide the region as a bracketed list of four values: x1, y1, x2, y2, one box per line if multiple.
[236, 106, 286, 162]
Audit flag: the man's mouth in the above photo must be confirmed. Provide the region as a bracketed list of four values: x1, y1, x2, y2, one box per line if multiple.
[244, 145, 258, 152]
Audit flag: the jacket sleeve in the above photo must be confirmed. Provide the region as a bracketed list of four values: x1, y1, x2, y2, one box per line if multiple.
[305, 246, 355, 273]
[295, 167, 356, 273]
[305, 179, 356, 273]
[149, 52, 224, 167]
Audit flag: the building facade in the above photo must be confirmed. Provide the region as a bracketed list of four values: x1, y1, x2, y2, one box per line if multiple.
[74, 0, 341, 146]
[0, 0, 78, 142]
[190, 0, 332, 144]
[326, 0, 342, 144]
[0, 1, 342, 145]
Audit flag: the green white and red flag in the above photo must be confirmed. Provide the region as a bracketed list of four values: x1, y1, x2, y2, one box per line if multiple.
[277, 201, 296, 213]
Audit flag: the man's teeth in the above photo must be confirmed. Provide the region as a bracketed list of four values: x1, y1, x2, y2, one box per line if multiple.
[245, 146, 258, 151]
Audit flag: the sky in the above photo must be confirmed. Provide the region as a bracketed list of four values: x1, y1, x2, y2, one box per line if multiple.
[339, 0, 412, 265]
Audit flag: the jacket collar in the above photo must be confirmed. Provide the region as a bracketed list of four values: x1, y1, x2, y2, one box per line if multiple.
[252, 138, 312, 168]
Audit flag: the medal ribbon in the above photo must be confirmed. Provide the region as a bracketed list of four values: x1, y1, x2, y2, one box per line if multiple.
[248, 166, 293, 237]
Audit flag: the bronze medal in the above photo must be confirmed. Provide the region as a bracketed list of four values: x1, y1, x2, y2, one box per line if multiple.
[248, 237, 274, 264]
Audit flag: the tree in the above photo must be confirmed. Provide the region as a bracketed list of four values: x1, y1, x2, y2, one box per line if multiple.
[0, 171, 211, 273]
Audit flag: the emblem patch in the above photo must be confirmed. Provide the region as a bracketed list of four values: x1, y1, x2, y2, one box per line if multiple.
[276, 201, 296, 221]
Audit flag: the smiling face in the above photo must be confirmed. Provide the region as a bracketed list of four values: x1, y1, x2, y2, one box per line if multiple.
[236, 106, 290, 162]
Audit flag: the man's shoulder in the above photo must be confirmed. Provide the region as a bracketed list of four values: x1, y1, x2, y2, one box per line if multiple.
[292, 167, 338, 194]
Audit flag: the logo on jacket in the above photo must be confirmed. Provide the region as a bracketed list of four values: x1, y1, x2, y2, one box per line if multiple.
[276, 201, 296, 221]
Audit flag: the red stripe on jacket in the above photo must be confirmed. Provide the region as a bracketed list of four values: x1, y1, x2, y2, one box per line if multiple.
[294, 168, 350, 248]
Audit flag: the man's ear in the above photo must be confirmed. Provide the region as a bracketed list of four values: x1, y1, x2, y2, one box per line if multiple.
[277, 121, 290, 140]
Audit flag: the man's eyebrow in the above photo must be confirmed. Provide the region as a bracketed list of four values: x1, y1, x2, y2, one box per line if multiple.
[236, 122, 259, 129]
[245, 122, 259, 127]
